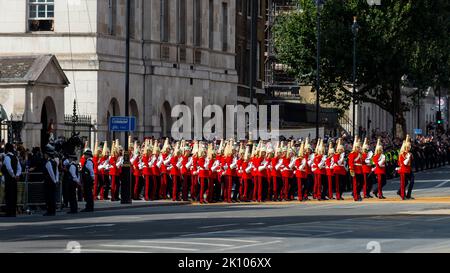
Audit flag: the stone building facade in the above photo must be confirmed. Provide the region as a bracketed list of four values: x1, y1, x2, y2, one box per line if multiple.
[0, 0, 238, 144]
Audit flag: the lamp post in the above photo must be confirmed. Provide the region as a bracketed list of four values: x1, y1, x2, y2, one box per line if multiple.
[121, 0, 132, 204]
[315, 0, 324, 140]
[351, 16, 360, 137]
[249, 0, 259, 106]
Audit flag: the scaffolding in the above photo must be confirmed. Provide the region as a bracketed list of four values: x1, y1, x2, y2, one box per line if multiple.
[265, 0, 299, 98]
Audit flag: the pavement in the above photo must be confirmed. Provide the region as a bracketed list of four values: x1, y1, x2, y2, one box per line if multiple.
[1, 165, 450, 253]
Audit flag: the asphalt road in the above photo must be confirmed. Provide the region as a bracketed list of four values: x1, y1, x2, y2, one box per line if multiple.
[1, 165, 450, 253]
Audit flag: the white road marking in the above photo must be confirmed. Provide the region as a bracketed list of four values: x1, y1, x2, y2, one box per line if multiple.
[254, 231, 313, 237]
[180, 229, 247, 237]
[248, 223, 265, 225]
[199, 224, 239, 229]
[217, 240, 282, 252]
[138, 240, 233, 247]
[194, 238, 260, 243]
[101, 244, 199, 252]
[63, 224, 115, 230]
[312, 230, 354, 237]
[434, 180, 450, 188]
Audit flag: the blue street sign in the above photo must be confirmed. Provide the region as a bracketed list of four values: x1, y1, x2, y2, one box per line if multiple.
[109, 116, 136, 132]
[414, 129, 423, 135]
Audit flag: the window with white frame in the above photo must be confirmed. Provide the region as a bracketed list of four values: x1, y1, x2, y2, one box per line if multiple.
[28, 0, 54, 31]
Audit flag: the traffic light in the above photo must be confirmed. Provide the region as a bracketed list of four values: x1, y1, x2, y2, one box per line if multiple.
[437, 111, 443, 124]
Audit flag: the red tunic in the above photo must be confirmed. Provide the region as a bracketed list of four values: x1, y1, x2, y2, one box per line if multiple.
[180, 155, 190, 176]
[98, 156, 108, 175]
[241, 161, 252, 180]
[151, 155, 160, 176]
[398, 153, 412, 174]
[304, 153, 312, 176]
[197, 157, 210, 178]
[131, 156, 141, 176]
[294, 157, 305, 178]
[281, 157, 293, 178]
[313, 154, 326, 175]
[348, 152, 363, 175]
[271, 157, 279, 177]
[109, 156, 118, 176]
[142, 155, 152, 176]
[170, 156, 180, 176]
[253, 157, 265, 177]
[80, 156, 86, 168]
[373, 154, 386, 175]
[333, 153, 347, 176]
[362, 153, 372, 174]
[159, 153, 168, 174]
[93, 155, 99, 175]
[325, 156, 333, 176]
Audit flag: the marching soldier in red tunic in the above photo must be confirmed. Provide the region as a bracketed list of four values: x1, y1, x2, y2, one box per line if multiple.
[294, 141, 306, 201]
[92, 141, 101, 200]
[190, 142, 199, 201]
[139, 140, 152, 200]
[197, 142, 209, 204]
[325, 141, 335, 200]
[332, 139, 346, 200]
[180, 142, 192, 201]
[372, 138, 386, 199]
[253, 141, 268, 203]
[159, 139, 172, 200]
[270, 142, 281, 201]
[108, 140, 120, 201]
[97, 141, 110, 200]
[130, 140, 142, 200]
[239, 145, 253, 201]
[348, 137, 363, 201]
[169, 142, 182, 201]
[361, 138, 374, 198]
[398, 135, 414, 200]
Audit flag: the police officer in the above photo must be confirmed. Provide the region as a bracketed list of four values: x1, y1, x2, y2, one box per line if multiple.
[81, 149, 95, 212]
[43, 144, 59, 216]
[66, 153, 80, 214]
[2, 143, 22, 217]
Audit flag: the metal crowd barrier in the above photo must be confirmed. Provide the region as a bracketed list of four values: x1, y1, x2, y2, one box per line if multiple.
[0, 172, 62, 213]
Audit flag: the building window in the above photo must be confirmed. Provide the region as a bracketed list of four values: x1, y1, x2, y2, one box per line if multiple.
[247, 0, 251, 17]
[209, 0, 214, 49]
[193, 0, 202, 47]
[161, 0, 169, 42]
[222, 3, 228, 52]
[130, 0, 135, 38]
[108, 0, 117, 35]
[28, 0, 54, 32]
[177, 0, 187, 44]
[237, 0, 242, 13]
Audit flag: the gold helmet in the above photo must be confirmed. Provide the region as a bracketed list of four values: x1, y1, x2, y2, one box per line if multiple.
[328, 141, 335, 156]
[192, 141, 199, 156]
[362, 137, 370, 152]
[298, 141, 305, 157]
[102, 141, 109, 157]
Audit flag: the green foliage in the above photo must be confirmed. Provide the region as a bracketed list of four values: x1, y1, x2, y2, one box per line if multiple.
[273, 0, 450, 134]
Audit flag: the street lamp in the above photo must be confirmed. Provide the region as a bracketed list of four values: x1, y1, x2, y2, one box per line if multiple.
[351, 16, 360, 137]
[315, 0, 325, 140]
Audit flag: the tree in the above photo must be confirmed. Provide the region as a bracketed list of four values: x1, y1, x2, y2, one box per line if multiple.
[273, 0, 450, 138]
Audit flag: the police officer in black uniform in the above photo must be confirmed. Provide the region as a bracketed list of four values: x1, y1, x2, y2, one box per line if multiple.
[2, 143, 22, 217]
[81, 149, 95, 212]
[43, 144, 59, 216]
[66, 153, 80, 214]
